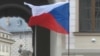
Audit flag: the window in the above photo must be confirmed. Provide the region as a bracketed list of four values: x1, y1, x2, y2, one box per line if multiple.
[0, 33, 3, 37]
[7, 35, 10, 39]
[79, 0, 100, 32]
[4, 34, 7, 38]
[6, 45, 9, 52]
[0, 33, 1, 37]
[17, 19, 22, 26]
[2, 45, 4, 52]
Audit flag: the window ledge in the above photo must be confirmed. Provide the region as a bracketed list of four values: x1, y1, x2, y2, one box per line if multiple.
[74, 32, 100, 36]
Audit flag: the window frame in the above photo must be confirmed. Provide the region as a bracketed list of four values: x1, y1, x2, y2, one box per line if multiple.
[79, 0, 98, 32]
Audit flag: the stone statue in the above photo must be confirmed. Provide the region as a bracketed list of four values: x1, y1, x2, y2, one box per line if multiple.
[18, 44, 33, 56]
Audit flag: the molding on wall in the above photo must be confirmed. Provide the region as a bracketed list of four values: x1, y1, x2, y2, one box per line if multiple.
[74, 32, 100, 36]
[62, 49, 100, 55]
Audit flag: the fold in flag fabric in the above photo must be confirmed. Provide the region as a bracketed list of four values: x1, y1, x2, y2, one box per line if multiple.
[24, 2, 69, 34]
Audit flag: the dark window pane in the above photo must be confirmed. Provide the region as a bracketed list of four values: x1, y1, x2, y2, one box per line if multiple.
[95, 20, 100, 32]
[79, 0, 91, 19]
[79, 0, 92, 32]
[96, 0, 100, 7]
[95, 0, 100, 32]
[95, 0, 100, 19]
[80, 19, 92, 32]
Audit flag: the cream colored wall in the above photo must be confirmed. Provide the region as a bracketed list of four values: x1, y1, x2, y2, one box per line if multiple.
[50, 0, 69, 56]
[61, 0, 100, 55]
[50, 0, 77, 56]
[49, 0, 100, 55]
[75, 36, 100, 49]
[74, 0, 100, 49]
[75, 0, 79, 32]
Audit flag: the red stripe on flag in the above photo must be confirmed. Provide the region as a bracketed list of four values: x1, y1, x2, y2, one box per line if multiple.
[28, 13, 68, 34]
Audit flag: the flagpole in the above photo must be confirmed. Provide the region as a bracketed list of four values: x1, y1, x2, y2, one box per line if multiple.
[34, 26, 37, 56]
[68, 33, 70, 56]
[67, 0, 70, 56]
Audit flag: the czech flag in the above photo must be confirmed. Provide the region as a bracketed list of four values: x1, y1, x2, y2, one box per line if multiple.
[24, 2, 69, 34]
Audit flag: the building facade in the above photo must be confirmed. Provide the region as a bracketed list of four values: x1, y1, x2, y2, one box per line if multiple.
[0, 17, 33, 56]
[0, 0, 100, 56]
[0, 26, 15, 56]
[50, 0, 100, 56]
[0, 0, 50, 56]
